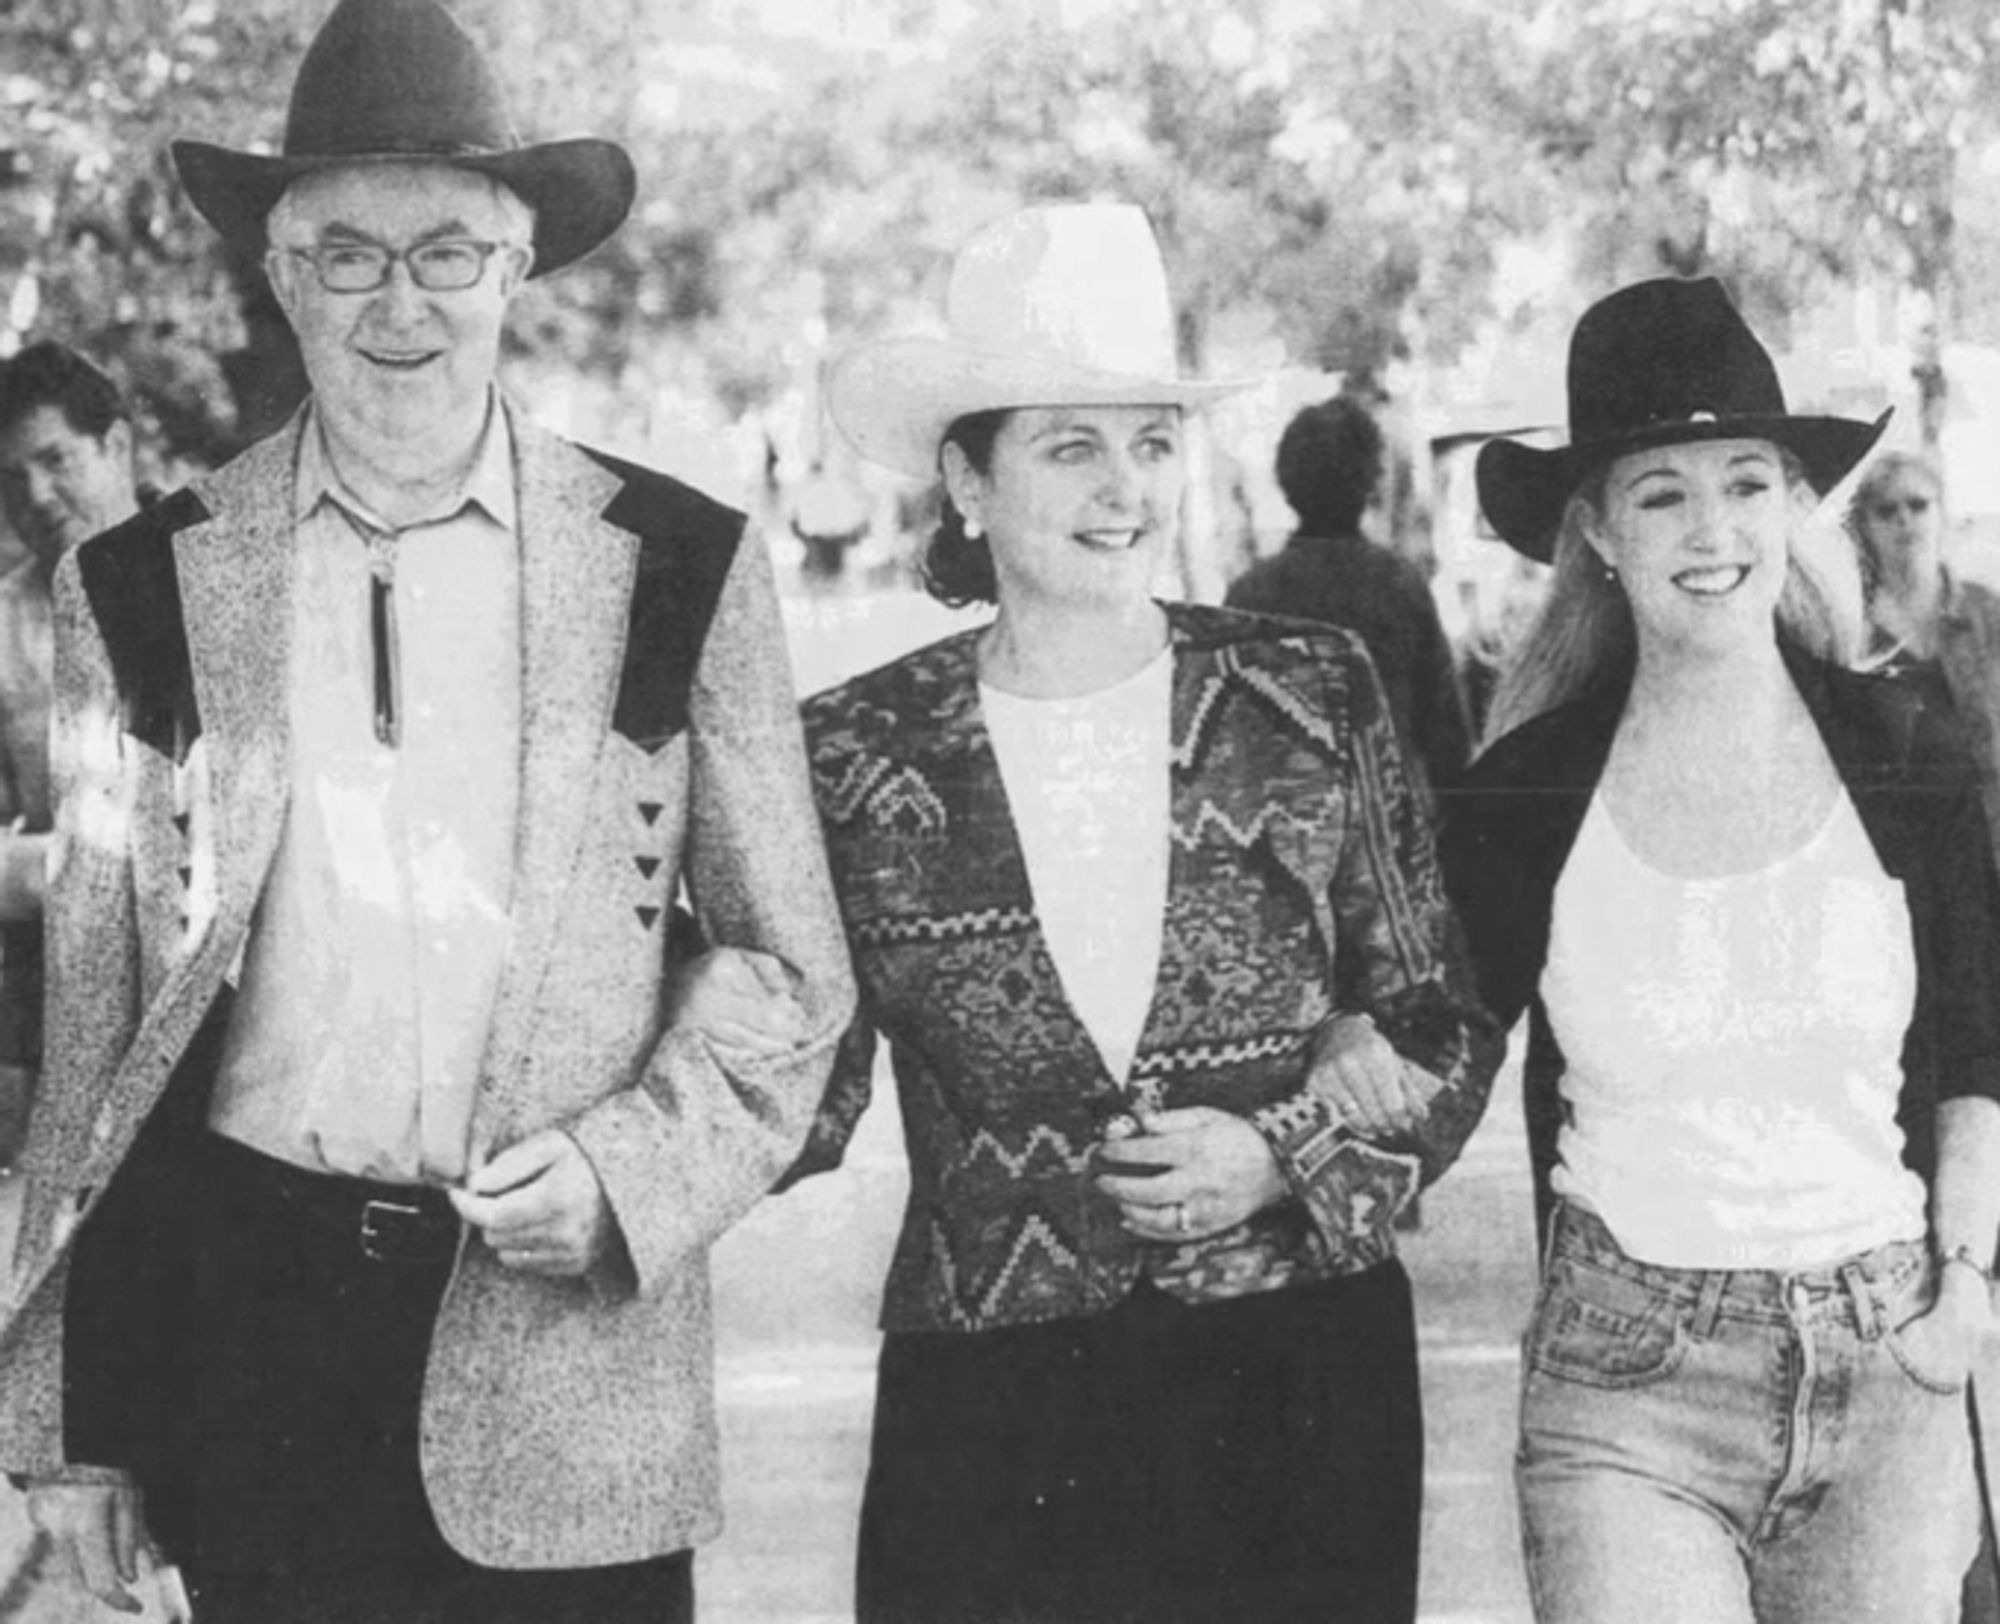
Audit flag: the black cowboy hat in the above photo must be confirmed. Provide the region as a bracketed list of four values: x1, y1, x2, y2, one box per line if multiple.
[170, 0, 635, 279]
[1476, 277, 1890, 561]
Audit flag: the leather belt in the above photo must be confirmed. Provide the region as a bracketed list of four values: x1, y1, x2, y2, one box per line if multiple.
[208, 1132, 461, 1264]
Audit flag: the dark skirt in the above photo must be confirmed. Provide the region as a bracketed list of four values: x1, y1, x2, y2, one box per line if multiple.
[857, 1261, 1423, 1624]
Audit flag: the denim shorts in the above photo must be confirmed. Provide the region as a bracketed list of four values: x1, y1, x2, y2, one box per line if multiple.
[1517, 1201, 1978, 1624]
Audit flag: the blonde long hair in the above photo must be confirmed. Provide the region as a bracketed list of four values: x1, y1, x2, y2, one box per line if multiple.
[1481, 451, 1855, 749]
[1847, 449, 1945, 616]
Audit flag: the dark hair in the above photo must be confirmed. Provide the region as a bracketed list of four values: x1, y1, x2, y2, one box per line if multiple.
[0, 341, 129, 443]
[921, 409, 1009, 608]
[1274, 395, 1382, 535]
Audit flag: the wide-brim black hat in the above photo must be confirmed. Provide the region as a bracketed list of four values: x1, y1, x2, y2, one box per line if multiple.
[1476, 277, 1889, 562]
[171, 0, 635, 279]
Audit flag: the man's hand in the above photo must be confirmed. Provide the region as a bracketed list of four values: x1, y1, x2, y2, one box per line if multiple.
[665, 946, 808, 1053]
[26, 1479, 176, 1618]
[1306, 1011, 1443, 1140]
[450, 1130, 616, 1278]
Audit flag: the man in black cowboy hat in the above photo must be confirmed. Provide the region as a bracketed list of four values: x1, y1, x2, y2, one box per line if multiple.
[0, 1, 854, 1619]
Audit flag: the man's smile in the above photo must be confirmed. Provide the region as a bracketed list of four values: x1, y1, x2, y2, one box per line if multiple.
[360, 347, 442, 372]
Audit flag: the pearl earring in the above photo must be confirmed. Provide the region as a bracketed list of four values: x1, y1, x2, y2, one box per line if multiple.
[964, 515, 984, 541]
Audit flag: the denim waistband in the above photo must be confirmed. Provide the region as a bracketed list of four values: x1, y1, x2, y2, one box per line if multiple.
[1548, 1200, 1930, 1339]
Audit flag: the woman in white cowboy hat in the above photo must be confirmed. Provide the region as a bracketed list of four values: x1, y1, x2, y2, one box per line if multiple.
[1429, 277, 2000, 1622]
[726, 201, 1503, 1623]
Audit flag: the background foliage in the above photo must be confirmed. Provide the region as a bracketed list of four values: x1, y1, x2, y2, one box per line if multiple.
[7, 0, 2000, 507]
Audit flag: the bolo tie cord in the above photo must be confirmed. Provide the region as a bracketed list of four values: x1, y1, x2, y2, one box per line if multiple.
[341, 511, 402, 749]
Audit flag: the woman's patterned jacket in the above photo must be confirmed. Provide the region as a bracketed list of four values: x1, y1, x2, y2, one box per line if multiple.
[788, 603, 1503, 1334]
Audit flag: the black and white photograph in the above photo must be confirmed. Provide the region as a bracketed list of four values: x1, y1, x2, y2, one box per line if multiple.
[1, 2, 1999, 1620]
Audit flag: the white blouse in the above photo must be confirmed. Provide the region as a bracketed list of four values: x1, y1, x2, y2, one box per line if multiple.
[1542, 787, 1927, 1269]
[980, 649, 1174, 1085]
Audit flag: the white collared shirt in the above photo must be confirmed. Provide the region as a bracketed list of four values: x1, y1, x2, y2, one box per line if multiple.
[207, 400, 523, 1183]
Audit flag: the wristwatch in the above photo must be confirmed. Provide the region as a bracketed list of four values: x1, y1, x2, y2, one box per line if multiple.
[1938, 1241, 1993, 1283]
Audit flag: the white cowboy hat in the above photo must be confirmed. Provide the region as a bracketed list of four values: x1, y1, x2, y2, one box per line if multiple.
[825, 203, 1256, 479]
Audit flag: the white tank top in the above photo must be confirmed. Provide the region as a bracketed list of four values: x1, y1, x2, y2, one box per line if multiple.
[1542, 787, 1927, 1269]
[981, 649, 1173, 1084]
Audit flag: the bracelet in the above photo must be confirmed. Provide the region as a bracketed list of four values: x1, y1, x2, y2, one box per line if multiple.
[1938, 1242, 1992, 1283]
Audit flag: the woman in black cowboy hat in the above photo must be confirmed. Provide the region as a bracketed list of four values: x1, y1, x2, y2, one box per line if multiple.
[1381, 277, 2000, 1621]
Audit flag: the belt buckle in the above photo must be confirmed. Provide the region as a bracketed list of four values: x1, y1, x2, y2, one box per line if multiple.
[360, 1197, 448, 1264]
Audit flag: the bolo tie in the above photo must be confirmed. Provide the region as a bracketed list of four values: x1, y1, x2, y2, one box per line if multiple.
[333, 503, 404, 748]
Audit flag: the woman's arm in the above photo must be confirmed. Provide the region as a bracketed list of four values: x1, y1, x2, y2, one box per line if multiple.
[657, 907, 878, 1194]
[1250, 649, 1504, 1256]
[1898, 693, 2000, 1358]
[1100, 644, 1503, 1255]
[773, 1016, 879, 1191]
[1903, 1097, 2000, 1368]
[1932, 1097, 2000, 1286]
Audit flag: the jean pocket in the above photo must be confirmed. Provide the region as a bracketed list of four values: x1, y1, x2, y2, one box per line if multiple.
[1884, 1304, 1973, 1396]
[1526, 1259, 1687, 1390]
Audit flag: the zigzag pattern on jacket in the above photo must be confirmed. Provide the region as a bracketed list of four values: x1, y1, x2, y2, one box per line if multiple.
[788, 602, 1501, 1335]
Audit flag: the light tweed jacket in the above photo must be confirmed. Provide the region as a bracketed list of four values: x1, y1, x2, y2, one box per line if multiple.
[0, 404, 855, 1567]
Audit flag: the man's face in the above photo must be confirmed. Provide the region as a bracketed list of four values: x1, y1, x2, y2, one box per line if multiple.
[266, 164, 532, 458]
[0, 406, 134, 564]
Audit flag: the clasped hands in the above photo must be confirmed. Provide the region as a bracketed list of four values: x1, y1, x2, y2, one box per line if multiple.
[450, 1128, 612, 1279]
[1094, 1011, 1435, 1241]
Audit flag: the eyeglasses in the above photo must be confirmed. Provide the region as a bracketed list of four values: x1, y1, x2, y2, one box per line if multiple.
[1868, 497, 1934, 521]
[283, 238, 512, 293]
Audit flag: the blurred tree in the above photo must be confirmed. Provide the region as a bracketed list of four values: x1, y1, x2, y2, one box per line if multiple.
[13, 0, 2000, 492]
[890, 0, 1534, 390]
[1511, 0, 2000, 453]
[873, 0, 1541, 589]
[0, 0, 303, 469]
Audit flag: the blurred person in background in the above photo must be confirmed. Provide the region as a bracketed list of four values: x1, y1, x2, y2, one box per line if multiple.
[681, 201, 1502, 1624]
[1228, 394, 1472, 791]
[1854, 450, 1953, 666]
[1436, 277, 2000, 1624]
[788, 455, 871, 590]
[0, 341, 144, 1166]
[0, 0, 852, 1619]
[1852, 451, 2000, 867]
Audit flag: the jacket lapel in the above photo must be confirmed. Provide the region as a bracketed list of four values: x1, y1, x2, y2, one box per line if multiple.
[172, 428, 300, 942]
[8, 431, 300, 1301]
[469, 411, 636, 1152]
[1128, 615, 1209, 1094]
[907, 632, 1133, 1096]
